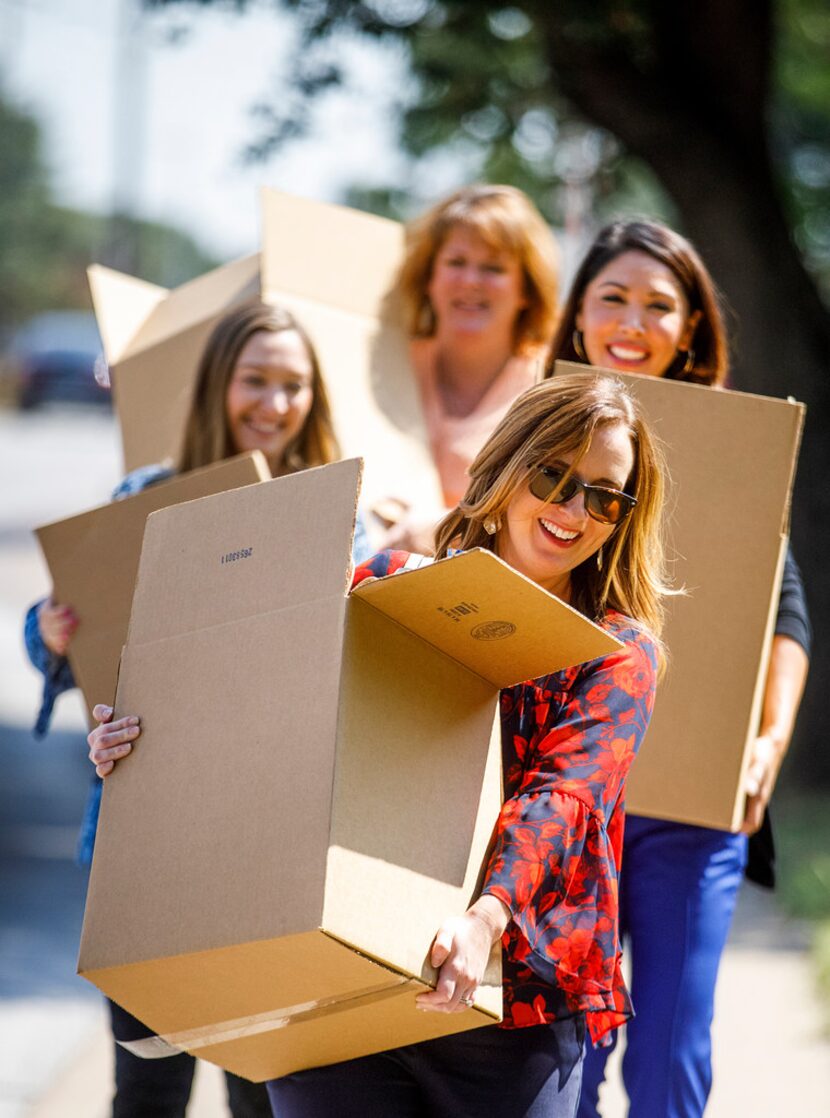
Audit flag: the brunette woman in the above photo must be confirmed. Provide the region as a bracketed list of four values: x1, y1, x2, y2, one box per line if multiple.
[546, 220, 811, 1118]
[25, 299, 362, 1118]
[91, 373, 671, 1117]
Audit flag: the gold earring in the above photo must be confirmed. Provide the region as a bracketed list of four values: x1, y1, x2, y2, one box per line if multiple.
[572, 329, 588, 362]
[484, 517, 501, 536]
[596, 545, 604, 571]
[680, 347, 695, 374]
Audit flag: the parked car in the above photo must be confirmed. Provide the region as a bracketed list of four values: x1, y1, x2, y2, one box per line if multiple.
[3, 311, 109, 410]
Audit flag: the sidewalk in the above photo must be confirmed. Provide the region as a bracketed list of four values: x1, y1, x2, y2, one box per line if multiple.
[8, 883, 830, 1117]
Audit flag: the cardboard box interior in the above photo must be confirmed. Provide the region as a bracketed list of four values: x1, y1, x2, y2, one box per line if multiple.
[35, 451, 270, 726]
[556, 361, 805, 830]
[79, 458, 620, 1081]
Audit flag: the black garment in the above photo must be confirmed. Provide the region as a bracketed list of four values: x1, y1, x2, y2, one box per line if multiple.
[109, 1001, 271, 1118]
[745, 546, 811, 889]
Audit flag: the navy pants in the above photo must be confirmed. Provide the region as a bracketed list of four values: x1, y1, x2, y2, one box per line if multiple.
[578, 816, 747, 1118]
[109, 1000, 271, 1118]
[267, 1016, 585, 1117]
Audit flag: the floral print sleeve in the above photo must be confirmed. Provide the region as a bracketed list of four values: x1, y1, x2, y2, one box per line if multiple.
[351, 553, 658, 1045]
[482, 614, 658, 1044]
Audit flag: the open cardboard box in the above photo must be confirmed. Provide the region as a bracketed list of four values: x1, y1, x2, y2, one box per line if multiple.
[35, 452, 270, 726]
[88, 254, 261, 473]
[78, 458, 619, 1082]
[557, 361, 805, 830]
[88, 192, 444, 534]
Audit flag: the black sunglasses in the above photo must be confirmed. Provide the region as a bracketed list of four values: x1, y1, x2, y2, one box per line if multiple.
[528, 464, 637, 526]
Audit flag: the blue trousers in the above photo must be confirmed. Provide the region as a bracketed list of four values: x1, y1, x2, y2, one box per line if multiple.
[267, 1016, 585, 1117]
[578, 816, 747, 1118]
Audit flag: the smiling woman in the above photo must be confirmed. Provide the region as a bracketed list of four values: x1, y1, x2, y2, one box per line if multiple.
[378, 185, 559, 547]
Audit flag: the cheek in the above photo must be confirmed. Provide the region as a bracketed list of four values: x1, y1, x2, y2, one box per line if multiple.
[291, 388, 315, 426]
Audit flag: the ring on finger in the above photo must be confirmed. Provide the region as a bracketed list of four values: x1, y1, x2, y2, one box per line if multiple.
[460, 994, 474, 1007]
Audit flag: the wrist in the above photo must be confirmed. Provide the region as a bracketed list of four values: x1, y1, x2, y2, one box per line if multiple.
[468, 894, 510, 944]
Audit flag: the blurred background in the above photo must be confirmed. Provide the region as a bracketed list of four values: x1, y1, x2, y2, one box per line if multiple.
[1, 1, 828, 1114]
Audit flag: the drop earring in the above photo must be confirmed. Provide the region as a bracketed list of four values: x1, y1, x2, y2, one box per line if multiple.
[572, 329, 588, 362]
[596, 545, 604, 571]
[483, 517, 501, 536]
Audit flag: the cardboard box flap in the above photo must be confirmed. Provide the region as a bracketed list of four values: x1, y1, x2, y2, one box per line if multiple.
[262, 189, 403, 318]
[87, 264, 167, 366]
[91, 254, 261, 366]
[35, 451, 271, 725]
[352, 549, 621, 688]
[127, 458, 362, 647]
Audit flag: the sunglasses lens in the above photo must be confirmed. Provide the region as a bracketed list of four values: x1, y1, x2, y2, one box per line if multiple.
[529, 467, 561, 503]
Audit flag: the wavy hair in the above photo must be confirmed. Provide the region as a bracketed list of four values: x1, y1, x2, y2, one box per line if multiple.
[546, 219, 729, 386]
[178, 300, 340, 474]
[434, 372, 672, 656]
[396, 184, 559, 353]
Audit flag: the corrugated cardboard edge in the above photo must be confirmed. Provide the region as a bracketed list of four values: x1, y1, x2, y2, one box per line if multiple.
[88, 264, 168, 366]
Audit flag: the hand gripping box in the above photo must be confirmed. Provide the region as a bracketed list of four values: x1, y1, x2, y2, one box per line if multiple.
[557, 362, 805, 831]
[34, 451, 271, 726]
[78, 458, 619, 1082]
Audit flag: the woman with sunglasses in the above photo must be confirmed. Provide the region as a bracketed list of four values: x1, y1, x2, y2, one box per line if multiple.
[91, 372, 670, 1117]
[25, 300, 371, 1118]
[546, 219, 811, 1118]
[379, 183, 558, 549]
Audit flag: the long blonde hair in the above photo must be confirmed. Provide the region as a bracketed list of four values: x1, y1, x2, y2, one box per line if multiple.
[178, 301, 340, 474]
[434, 373, 671, 653]
[396, 184, 559, 353]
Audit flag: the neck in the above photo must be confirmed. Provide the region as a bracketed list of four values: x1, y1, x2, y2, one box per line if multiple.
[432, 330, 516, 417]
[541, 572, 572, 603]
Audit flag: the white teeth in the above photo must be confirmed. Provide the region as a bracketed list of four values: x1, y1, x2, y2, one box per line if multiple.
[609, 345, 648, 361]
[541, 519, 578, 541]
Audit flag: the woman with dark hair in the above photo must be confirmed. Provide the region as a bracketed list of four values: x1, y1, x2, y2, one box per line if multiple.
[25, 299, 366, 1118]
[91, 371, 670, 1117]
[546, 219, 811, 1118]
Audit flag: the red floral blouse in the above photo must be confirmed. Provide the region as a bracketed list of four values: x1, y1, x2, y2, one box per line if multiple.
[352, 550, 658, 1046]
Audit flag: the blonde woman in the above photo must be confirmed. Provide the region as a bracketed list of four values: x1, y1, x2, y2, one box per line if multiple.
[91, 374, 670, 1117]
[382, 184, 558, 547]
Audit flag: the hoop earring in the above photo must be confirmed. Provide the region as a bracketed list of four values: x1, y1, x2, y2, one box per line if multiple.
[674, 347, 695, 375]
[483, 517, 501, 536]
[572, 329, 588, 362]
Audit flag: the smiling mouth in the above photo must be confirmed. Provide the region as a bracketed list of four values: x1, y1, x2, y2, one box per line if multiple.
[245, 419, 286, 435]
[540, 517, 580, 544]
[607, 344, 650, 363]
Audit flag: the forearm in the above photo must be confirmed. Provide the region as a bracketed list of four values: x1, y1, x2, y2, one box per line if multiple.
[759, 634, 809, 778]
[469, 893, 511, 944]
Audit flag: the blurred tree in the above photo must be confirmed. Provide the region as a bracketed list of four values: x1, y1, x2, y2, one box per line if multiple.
[0, 84, 218, 345]
[147, 0, 829, 784]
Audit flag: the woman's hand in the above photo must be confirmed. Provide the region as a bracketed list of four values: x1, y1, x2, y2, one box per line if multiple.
[416, 895, 509, 1014]
[87, 705, 141, 777]
[37, 596, 78, 656]
[742, 733, 778, 835]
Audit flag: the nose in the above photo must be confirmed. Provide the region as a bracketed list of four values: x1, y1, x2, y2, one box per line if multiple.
[619, 306, 645, 334]
[263, 387, 292, 415]
[558, 488, 588, 520]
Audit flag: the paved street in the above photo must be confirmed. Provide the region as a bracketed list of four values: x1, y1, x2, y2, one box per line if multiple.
[0, 407, 828, 1116]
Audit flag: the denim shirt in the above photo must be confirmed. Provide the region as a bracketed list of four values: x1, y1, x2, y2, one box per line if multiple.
[24, 462, 374, 866]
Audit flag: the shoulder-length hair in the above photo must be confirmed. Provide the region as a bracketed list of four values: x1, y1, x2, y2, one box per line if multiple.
[178, 300, 340, 474]
[396, 184, 559, 354]
[546, 219, 729, 386]
[434, 372, 671, 656]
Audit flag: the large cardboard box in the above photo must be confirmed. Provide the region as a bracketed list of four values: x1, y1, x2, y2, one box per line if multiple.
[558, 362, 805, 830]
[261, 189, 443, 521]
[88, 254, 261, 473]
[35, 452, 270, 726]
[90, 192, 444, 527]
[78, 458, 619, 1082]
